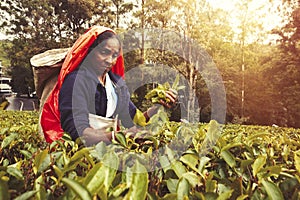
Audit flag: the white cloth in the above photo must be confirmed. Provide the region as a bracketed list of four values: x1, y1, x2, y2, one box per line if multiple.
[88, 113, 118, 140]
[105, 73, 117, 117]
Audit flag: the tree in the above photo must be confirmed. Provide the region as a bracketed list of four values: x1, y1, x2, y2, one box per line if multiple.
[259, 0, 300, 127]
[111, 0, 134, 28]
[273, 0, 300, 57]
[0, 0, 115, 94]
[131, 0, 233, 123]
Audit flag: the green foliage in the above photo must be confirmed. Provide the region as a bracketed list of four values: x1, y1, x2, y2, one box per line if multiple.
[0, 40, 11, 68]
[0, 0, 118, 94]
[256, 1, 300, 128]
[145, 74, 184, 104]
[0, 110, 300, 199]
[111, 0, 134, 28]
[0, 100, 9, 110]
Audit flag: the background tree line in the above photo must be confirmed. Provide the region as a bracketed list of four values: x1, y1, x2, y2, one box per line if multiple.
[0, 0, 299, 128]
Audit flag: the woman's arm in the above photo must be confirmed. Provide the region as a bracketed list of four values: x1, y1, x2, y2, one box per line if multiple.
[59, 71, 92, 140]
[144, 89, 178, 121]
[143, 105, 159, 122]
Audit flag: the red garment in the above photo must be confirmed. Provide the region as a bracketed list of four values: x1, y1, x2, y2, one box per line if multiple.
[41, 26, 125, 143]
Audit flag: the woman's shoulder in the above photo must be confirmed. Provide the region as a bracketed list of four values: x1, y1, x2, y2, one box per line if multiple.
[66, 67, 96, 79]
[63, 68, 97, 88]
[109, 71, 126, 86]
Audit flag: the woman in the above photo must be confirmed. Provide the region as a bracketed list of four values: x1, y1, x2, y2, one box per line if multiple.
[41, 26, 176, 145]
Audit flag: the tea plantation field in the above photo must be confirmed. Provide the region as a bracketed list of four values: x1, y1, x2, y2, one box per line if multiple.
[0, 110, 299, 200]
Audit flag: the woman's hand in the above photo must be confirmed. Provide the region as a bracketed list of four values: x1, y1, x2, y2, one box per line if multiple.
[158, 88, 178, 108]
[143, 88, 178, 122]
[82, 127, 113, 146]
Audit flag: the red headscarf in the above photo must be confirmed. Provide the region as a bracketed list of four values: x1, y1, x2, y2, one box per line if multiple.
[41, 26, 125, 143]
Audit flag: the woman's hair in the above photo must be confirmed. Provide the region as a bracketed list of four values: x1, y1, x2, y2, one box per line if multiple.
[88, 31, 121, 54]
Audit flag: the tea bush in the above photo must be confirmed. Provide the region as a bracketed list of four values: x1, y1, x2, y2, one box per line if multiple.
[0, 110, 299, 200]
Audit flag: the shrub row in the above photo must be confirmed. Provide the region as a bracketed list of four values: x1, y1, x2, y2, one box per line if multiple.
[0, 110, 299, 200]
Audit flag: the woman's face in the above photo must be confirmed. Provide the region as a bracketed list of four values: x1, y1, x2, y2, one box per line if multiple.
[86, 37, 120, 76]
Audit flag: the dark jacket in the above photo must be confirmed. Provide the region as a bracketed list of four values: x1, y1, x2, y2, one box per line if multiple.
[59, 66, 137, 140]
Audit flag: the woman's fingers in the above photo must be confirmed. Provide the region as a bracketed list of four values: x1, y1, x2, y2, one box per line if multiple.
[169, 88, 178, 95]
[165, 89, 178, 105]
[165, 90, 177, 103]
[159, 99, 172, 108]
[156, 89, 179, 108]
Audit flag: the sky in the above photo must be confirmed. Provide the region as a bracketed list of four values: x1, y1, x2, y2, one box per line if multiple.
[0, 32, 7, 40]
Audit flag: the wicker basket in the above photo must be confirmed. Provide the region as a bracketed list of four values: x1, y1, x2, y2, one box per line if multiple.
[30, 48, 70, 99]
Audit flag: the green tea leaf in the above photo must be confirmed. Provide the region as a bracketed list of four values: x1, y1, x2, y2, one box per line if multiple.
[294, 150, 300, 174]
[261, 179, 284, 200]
[7, 167, 23, 180]
[125, 161, 148, 200]
[279, 177, 299, 195]
[67, 148, 89, 169]
[159, 155, 171, 171]
[53, 165, 63, 180]
[176, 177, 189, 200]
[110, 183, 128, 198]
[216, 189, 233, 200]
[1, 132, 18, 149]
[206, 179, 217, 193]
[206, 120, 222, 144]
[33, 149, 50, 174]
[97, 185, 108, 200]
[115, 132, 127, 147]
[252, 155, 267, 177]
[84, 151, 118, 196]
[167, 179, 179, 193]
[246, 132, 271, 145]
[161, 193, 178, 200]
[236, 194, 249, 200]
[171, 74, 180, 89]
[14, 191, 37, 200]
[171, 160, 187, 178]
[260, 165, 281, 178]
[221, 142, 243, 152]
[220, 150, 236, 168]
[20, 150, 32, 159]
[180, 154, 200, 174]
[83, 162, 104, 194]
[34, 175, 46, 200]
[182, 172, 200, 187]
[0, 179, 10, 200]
[240, 159, 253, 173]
[102, 151, 119, 190]
[93, 141, 107, 159]
[62, 178, 92, 200]
[198, 157, 211, 173]
[204, 192, 218, 200]
[166, 145, 177, 161]
[281, 145, 290, 162]
[0, 127, 9, 135]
